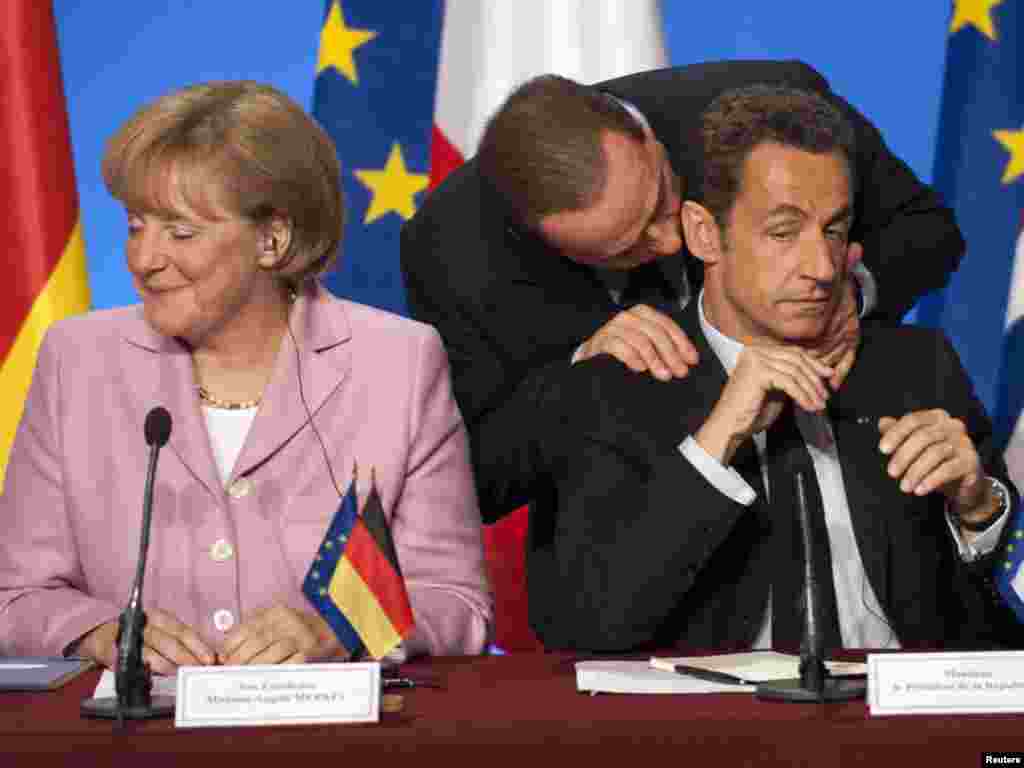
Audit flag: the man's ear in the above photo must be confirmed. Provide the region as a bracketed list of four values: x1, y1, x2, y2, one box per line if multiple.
[680, 201, 723, 265]
[257, 214, 294, 269]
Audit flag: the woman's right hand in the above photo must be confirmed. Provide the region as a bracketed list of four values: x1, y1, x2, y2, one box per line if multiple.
[76, 608, 216, 675]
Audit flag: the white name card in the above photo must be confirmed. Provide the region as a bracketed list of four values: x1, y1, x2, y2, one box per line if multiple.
[868, 651, 1024, 716]
[175, 662, 380, 728]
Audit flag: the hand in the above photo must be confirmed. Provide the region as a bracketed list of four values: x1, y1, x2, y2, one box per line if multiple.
[696, 345, 834, 464]
[218, 604, 349, 666]
[810, 254, 862, 390]
[76, 608, 216, 675]
[878, 409, 987, 513]
[575, 305, 698, 381]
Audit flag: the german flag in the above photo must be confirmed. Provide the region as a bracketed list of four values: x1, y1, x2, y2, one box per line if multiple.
[0, 1, 90, 492]
[303, 475, 415, 660]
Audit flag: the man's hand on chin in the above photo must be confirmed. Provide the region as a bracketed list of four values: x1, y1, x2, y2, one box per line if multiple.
[812, 243, 864, 391]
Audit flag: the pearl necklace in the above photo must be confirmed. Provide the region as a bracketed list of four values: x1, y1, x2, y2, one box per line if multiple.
[196, 385, 261, 410]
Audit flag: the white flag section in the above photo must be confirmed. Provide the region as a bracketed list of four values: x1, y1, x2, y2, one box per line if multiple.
[1002, 228, 1024, 495]
[1001, 226, 1024, 615]
[432, 0, 667, 167]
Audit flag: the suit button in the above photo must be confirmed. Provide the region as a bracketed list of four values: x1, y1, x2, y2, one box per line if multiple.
[213, 609, 235, 632]
[227, 477, 252, 499]
[210, 539, 234, 562]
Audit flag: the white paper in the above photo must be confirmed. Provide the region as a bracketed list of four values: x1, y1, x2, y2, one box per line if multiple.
[575, 660, 755, 694]
[175, 662, 380, 728]
[650, 651, 867, 682]
[93, 669, 178, 699]
[868, 650, 1024, 715]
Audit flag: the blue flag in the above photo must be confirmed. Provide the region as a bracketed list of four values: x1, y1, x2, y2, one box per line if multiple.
[301, 480, 364, 657]
[919, 1, 1024, 620]
[312, 0, 442, 316]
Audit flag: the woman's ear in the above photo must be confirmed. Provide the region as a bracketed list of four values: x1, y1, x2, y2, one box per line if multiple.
[257, 215, 294, 269]
[680, 201, 724, 266]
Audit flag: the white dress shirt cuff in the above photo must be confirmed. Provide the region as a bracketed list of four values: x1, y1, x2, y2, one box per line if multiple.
[944, 479, 1012, 561]
[851, 260, 877, 318]
[679, 436, 757, 505]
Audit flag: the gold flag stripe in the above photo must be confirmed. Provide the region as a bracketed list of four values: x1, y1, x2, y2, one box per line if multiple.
[0, 221, 90, 492]
[328, 557, 404, 659]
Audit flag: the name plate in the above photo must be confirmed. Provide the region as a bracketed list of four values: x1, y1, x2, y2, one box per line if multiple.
[868, 651, 1024, 716]
[175, 662, 380, 728]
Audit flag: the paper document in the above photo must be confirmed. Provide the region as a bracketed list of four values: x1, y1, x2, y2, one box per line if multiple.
[650, 651, 866, 682]
[0, 657, 94, 691]
[94, 669, 178, 699]
[575, 660, 755, 694]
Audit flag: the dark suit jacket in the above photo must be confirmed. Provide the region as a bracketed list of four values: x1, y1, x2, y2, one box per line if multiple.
[523, 299, 1020, 652]
[400, 60, 965, 520]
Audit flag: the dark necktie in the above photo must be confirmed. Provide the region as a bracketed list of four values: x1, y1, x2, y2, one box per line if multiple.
[764, 406, 843, 651]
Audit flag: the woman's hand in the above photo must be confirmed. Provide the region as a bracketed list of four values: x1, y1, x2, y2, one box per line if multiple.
[218, 604, 349, 665]
[76, 608, 216, 675]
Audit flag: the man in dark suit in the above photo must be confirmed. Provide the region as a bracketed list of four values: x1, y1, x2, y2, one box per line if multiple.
[522, 84, 1018, 653]
[400, 61, 965, 522]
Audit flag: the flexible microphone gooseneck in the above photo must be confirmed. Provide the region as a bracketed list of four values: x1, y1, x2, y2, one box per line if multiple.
[81, 406, 176, 721]
[756, 471, 866, 703]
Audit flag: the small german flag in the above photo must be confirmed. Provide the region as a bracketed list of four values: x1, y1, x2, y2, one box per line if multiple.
[303, 472, 415, 659]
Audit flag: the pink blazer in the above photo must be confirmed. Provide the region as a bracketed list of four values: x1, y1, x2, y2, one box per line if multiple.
[0, 282, 492, 657]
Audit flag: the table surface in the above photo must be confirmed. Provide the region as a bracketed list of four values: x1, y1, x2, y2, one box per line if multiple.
[0, 652, 1019, 766]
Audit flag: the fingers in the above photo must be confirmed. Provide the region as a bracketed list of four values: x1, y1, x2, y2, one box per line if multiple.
[220, 605, 334, 666]
[76, 621, 119, 669]
[828, 343, 857, 391]
[143, 609, 216, 674]
[577, 305, 698, 380]
[878, 409, 980, 496]
[754, 347, 835, 413]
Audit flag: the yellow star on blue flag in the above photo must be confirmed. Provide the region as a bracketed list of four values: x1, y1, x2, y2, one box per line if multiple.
[354, 144, 429, 224]
[317, 0, 377, 84]
[950, 0, 1004, 40]
[311, 1, 442, 316]
[922, 0, 1024, 624]
[994, 128, 1024, 184]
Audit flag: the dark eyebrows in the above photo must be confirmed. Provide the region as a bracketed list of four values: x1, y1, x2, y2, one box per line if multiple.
[763, 203, 853, 227]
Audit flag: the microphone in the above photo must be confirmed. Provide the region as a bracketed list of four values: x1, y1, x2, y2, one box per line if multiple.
[756, 471, 866, 703]
[81, 407, 176, 721]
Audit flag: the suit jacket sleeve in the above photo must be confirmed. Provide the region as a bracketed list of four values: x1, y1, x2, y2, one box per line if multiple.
[527, 360, 749, 652]
[392, 327, 493, 655]
[401, 175, 615, 520]
[0, 326, 121, 656]
[930, 331, 1024, 647]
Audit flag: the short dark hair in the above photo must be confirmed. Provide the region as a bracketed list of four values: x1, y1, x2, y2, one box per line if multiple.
[476, 74, 645, 228]
[699, 85, 855, 230]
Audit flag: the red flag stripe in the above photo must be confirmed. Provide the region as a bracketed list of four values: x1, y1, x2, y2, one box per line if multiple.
[428, 125, 465, 192]
[0, 1, 79, 361]
[344, 518, 415, 634]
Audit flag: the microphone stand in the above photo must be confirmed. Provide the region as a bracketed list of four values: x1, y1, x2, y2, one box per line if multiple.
[82, 410, 175, 721]
[756, 472, 866, 703]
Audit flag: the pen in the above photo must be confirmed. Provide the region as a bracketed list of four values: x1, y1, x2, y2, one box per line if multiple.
[0, 664, 48, 670]
[672, 665, 753, 685]
[382, 676, 442, 689]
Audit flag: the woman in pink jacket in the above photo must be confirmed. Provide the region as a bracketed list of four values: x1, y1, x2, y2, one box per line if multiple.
[0, 81, 492, 672]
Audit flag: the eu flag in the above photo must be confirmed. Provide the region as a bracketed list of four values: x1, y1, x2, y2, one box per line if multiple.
[919, 1, 1024, 620]
[312, 0, 442, 316]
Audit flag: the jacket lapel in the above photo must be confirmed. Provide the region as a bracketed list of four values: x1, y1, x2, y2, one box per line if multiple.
[231, 284, 351, 480]
[121, 311, 223, 499]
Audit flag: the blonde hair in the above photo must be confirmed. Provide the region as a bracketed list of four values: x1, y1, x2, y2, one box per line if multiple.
[102, 80, 344, 284]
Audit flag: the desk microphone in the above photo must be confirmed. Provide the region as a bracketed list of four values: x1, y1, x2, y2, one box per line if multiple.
[81, 406, 176, 721]
[756, 471, 866, 703]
